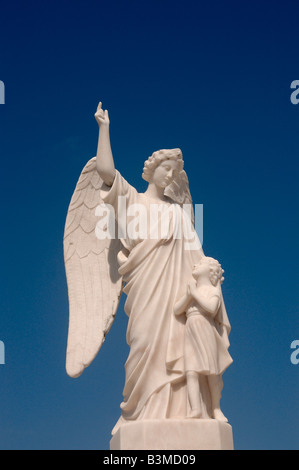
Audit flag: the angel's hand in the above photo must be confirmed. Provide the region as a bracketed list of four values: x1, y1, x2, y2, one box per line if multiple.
[173, 301, 180, 316]
[95, 101, 110, 127]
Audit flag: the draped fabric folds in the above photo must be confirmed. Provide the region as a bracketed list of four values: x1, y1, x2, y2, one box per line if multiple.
[100, 171, 230, 435]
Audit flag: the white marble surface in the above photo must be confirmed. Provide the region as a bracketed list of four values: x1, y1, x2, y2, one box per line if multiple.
[64, 102, 233, 443]
[110, 419, 234, 450]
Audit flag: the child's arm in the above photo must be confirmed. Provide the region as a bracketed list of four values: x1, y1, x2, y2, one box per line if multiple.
[189, 285, 220, 317]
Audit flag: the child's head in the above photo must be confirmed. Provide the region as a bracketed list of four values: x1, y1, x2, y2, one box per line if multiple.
[192, 257, 224, 286]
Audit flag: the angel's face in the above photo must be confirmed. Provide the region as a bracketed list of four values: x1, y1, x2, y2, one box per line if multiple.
[151, 159, 180, 189]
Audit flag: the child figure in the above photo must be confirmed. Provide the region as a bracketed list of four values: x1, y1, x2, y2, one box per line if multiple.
[174, 257, 232, 421]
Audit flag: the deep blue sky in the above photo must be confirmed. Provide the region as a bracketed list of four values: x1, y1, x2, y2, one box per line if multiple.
[0, 0, 298, 450]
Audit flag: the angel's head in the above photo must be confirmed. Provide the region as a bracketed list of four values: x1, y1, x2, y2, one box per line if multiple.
[192, 257, 225, 287]
[142, 149, 184, 188]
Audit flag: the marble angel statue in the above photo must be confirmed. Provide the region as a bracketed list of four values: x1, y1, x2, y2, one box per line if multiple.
[63, 102, 232, 434]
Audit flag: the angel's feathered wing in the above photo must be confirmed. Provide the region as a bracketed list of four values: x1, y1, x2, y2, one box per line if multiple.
[64, 157, 123, 378]
[165, 170, 195, 225]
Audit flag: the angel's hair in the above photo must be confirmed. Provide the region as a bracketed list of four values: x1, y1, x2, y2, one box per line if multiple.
[193, 257, 225, 286]
[142, 148, 184, 182]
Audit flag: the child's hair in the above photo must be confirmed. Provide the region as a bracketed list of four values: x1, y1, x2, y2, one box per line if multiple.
[193, 257, 225, 286]
[142, 148, 184, 182]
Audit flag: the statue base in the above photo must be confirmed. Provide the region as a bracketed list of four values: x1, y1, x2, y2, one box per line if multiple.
[110, 419, 234, 450]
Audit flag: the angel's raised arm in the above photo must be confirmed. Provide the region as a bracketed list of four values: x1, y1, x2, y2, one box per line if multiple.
[95, 101, 116, 186]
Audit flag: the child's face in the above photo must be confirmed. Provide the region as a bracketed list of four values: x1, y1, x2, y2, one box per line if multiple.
[192, 262, 210, 280]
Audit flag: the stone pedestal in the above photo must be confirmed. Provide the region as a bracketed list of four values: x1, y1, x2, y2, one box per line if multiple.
[110, 419, 234, 450]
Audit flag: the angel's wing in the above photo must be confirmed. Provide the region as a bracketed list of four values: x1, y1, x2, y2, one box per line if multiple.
[64, 157, 123, 378]
[165, 170, 194, 225]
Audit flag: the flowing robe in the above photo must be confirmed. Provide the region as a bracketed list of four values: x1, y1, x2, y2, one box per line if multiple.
[101, 170, 230, 433]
